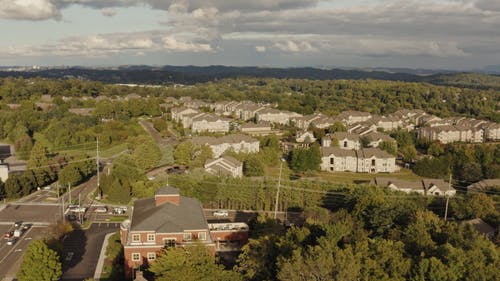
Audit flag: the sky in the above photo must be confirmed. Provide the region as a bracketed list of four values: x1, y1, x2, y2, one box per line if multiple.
[0, 0, 499, 70]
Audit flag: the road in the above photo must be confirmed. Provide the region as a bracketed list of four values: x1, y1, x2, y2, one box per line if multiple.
[138, 119, 178, 146]
[0, 204, 62, 225]
[0, 226, 48, 279]
[61, 223, 119, 281]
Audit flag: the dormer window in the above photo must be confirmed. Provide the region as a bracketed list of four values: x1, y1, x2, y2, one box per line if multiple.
[183, 233, 192, 241]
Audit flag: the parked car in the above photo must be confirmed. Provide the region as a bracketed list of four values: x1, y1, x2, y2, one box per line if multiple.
[6, 237, 17, 245]
[213, 210, 229, 217]
[69, 206, 86, 213]
[94, 206, 107, 213]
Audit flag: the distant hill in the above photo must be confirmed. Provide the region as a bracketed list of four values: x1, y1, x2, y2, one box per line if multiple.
[0, 65, 499, 90]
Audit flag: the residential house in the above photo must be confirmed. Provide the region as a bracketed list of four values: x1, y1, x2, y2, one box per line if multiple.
[461, 218, 496, 238]
[467, 179, 500, 193]
[422, 179, 456, 196]
[191, 134, 260, 158]
[322, 132, 361, 150]
[357, 148, 398, 173]
[320, 147, 358, 172]
[347, 122, 378, 135]
[369, 116, 403, 131]
[240, 122, 273, 136]
[483, 122, 500, 141]
[256, 108, 302, 125]
[204, 156, 243, 178]
[68, 108, 94, 116]
[121, 186, 249, 278]
[418, 125, 483, 143]
[191, 114, 231, 133]
[320, 148, 397, 173]
[295, 131, 316, 144]
[234, 102, 267, 120]
[171, 107, 199, 122]
[363, 131, 397, 148]
[370, 178, 426, 195]
[371, 177, 456, 196]
[181, 112, 205, 129]
[334, 111, 372, 126]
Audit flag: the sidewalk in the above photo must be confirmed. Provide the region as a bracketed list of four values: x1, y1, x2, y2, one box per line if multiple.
[93, 232, 114, 280]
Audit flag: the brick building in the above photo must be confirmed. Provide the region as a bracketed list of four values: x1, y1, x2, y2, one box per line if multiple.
[120, 186, 248, 279]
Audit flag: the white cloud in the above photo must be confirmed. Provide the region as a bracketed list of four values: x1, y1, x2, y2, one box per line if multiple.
[0, 0, 60, 20]
[274, 41, 317, 53]
[101, 8, 117, 17]
[255, 46, 266, 52]
[162, 36, 212, 52]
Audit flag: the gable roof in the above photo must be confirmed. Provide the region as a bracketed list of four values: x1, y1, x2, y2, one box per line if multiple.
[130, 196, 209, 233]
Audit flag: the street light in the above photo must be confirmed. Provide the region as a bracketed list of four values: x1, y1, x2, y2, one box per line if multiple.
[274, 158, 286, 219]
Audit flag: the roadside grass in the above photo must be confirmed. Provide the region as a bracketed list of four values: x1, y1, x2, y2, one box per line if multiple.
[99, 232, 124, 281]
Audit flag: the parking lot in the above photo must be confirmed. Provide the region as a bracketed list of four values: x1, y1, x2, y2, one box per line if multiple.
[61, 223, 119, 281]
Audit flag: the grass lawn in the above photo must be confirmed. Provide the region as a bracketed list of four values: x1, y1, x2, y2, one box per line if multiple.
[315, 168, 422, 184]
[100, 143, 129, 158]
[264, 162, 422, 185]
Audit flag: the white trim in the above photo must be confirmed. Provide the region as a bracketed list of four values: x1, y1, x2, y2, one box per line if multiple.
[198, 231, 207, 241]
[131, 253, 141, 262]
[132, 233, 140, 242]
[147, 252, 156, 261]
[147, 233, 156, 242]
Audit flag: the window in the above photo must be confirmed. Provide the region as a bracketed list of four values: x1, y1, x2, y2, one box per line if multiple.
[164, 238, 176, 248]
[330, 158, 334, 165]
[132, 234, 140, 243]
[198, 232, 207, 240]
[183, 232, 192, 241]
[132, 253, 140, 262]
[371, 159, 376, 166]
[147, 252, 156, 261]
[147, 234, 155, 242]
[343, 141, 348, 148]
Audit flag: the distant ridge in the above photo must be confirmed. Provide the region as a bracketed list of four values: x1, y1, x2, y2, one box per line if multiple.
[0, 65, 499, 90]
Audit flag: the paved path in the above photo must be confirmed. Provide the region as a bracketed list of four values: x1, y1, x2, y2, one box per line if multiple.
[94, 232, 115, 280]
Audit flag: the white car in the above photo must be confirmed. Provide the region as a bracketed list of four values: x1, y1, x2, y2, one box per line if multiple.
[94, 207, 108, 213]
[213, 210, 229, 217]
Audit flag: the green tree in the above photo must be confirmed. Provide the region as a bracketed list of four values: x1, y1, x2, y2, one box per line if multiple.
[174, 142, 194, 165]
[149, 244, 241, 281]
[378, 141, 397, 155]
[58, 164, 82, 187]
[18, 240, 62, 281]
[400, 145, 418, 162]
[243, 155, 265, 177]
[427, 142, 444, 157]
[132, 137, 161, 170]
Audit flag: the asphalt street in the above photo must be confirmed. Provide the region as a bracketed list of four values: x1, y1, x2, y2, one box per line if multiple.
[0, 226, 49, 280]
[0, 204, 63, 225]
[61, 223, 119, 281]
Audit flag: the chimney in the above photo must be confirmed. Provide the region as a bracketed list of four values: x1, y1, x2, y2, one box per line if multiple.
[155, 186, 180, 206]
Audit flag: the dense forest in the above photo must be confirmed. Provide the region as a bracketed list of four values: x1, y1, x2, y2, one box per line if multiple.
[0, 76, 499, 120]
[1, 66, 500, 90]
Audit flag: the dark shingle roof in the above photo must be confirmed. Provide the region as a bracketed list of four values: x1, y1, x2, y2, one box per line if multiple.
[130, 196, 208, 233]
[155, 186, 180, 196]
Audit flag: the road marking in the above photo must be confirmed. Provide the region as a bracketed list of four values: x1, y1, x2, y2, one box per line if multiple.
[14, 249, 22, 252]
[0, 227, 33, 265]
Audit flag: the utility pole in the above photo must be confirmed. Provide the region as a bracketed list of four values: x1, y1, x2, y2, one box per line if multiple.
[68, 182, 71, 206]
[78, 193, 82, 224]
[61, 196, 65, 223]
[274, 160, 284, 219]
[444, 174, 451, 221]
[96, 137, 100, 195]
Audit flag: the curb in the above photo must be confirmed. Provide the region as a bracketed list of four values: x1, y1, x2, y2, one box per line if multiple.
[94, 232, 115, 280]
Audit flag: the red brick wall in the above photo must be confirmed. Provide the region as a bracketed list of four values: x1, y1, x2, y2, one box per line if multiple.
[210, 231, 249, 243]
[124, 246, 163, 279]
[155, 195, 180, 206]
